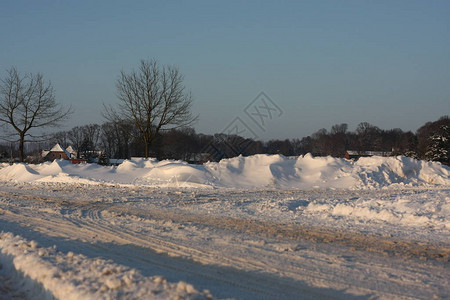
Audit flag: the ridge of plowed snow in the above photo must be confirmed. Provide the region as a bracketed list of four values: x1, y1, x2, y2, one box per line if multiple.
[0, 154, 448, 189]
[0, 232, 212, 300]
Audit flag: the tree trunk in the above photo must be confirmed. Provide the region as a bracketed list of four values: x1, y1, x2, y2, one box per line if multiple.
[19, 132, 25, 162]
[144, 142, 150, 158]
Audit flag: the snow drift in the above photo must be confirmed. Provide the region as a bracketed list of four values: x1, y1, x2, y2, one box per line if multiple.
[0, 154, 448, 189]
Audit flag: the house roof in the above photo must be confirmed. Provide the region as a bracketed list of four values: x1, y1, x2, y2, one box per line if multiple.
[66, 146, 77, 155]
[41, 150, 50, 158]
[50, 143, 66, 152]
[48, 143, 72, 158]
[346, 150, 359, 155]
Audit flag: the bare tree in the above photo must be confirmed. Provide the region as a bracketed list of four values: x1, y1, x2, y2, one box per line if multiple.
[331, 123, 348, 135]
[82, 124, 101, 153]
[356, 122, 382, 151]
[100, 122, 119, 159]
[50, 130, 69, 148]
[67, 126, 84, 159]
[0, 67, 72, 161]
[105, 59, 198, 158]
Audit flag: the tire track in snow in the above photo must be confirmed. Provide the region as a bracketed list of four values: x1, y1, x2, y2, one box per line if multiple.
[2, 187, 449, 264]
[0, 197, 313, 298]
[1, 187, 449, 299]
[99, 202, 450, 263]
[0, 191, 376, 298]
[62, 210, 307, 299]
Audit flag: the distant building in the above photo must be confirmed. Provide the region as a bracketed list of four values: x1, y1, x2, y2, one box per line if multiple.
[66, 146, 77, 159]
[42, 143, 72, 161]
[345, 150, 393, 160]
[42, 144, 87, 164]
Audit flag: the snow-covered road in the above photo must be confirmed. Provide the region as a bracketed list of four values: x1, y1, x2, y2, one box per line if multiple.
[1, 182, 449, 299]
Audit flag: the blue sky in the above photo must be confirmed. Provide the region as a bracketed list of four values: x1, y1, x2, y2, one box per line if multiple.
[1, 1, 449, 139]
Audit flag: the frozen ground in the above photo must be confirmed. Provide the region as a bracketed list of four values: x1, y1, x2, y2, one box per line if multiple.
[0, 155, 449, 299]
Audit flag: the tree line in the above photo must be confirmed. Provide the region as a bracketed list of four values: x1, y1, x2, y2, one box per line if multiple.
[2, 115, 443, 166]
[302, 117, 449, 165]
[1, 61, 448, 165]
[0, 60, 196, 162]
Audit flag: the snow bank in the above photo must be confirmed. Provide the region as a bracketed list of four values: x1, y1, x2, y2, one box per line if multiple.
[0, 232, 212, 300]
[354, 156, 449, 188]
[305, 191, 450, 230]
[0, 155, 448, 189]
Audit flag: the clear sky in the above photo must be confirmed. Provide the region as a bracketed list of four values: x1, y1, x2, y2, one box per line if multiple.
[1, 1, 449, 140]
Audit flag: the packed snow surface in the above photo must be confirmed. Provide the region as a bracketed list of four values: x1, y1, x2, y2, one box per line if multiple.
[0, 233, 211, 300]
[0, 154, 448, 189]
[0, 154, 449, 299]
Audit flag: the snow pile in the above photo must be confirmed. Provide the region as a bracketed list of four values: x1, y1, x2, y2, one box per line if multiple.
[205, 154, 293, 188]
[354, 156, 449, 188]
[0, 232, 212, 300]
[0, 154, 448, 189]
[0, 162, 10, 169]
[302, 189, 450, 231]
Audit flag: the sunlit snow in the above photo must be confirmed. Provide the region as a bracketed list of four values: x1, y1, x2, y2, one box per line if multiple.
[0, 154, 449, 299]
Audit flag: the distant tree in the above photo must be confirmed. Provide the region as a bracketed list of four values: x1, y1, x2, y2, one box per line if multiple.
[161, 127, 199, 161]
[345, 132, 359, 151]
[290, 138, 302, 155]
[266, 139, 294, 156]
[396, 131, 418, 158]
[331, 123, 348, 135]
[214, 133, 253, 158]
[249, 140, 265, 155]
[49, 131, 69, 148]
[0, 67, 72, 161]
[356, 122, 382, 151]
[382, 128, 403, 153]
[67, 126, 84, 159]
[329, 123, 348, 157]
[97, 151, 110, 166]
[99, 120, 135, 159]
[417, 116, 449, 161]
[105, 59, 198, 158]
[100, 122, 118, 159]
[82, 124, 101, 151]
[79, 137, 93, 159]
[424, 124, 449, 165]
[299, 136, 313, 155]
[310, 128, 330, 156]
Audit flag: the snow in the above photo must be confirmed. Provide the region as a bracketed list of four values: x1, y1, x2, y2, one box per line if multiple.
[304, 189, 449, 231]
[0, 233, 212, 300]
[49, 143, 66, 153]
[0, 154, 448, 189]
[0, 154, 449, 299]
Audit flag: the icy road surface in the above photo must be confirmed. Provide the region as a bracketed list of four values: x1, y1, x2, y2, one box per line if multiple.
[0, 182, 449, 299]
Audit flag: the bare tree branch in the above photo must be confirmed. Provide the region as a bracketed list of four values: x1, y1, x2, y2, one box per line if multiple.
[0, 67, 73, 161]
[106, 59, 198, 158]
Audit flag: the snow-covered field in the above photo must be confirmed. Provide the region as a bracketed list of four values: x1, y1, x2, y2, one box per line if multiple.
[0, 155, 449, 299]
